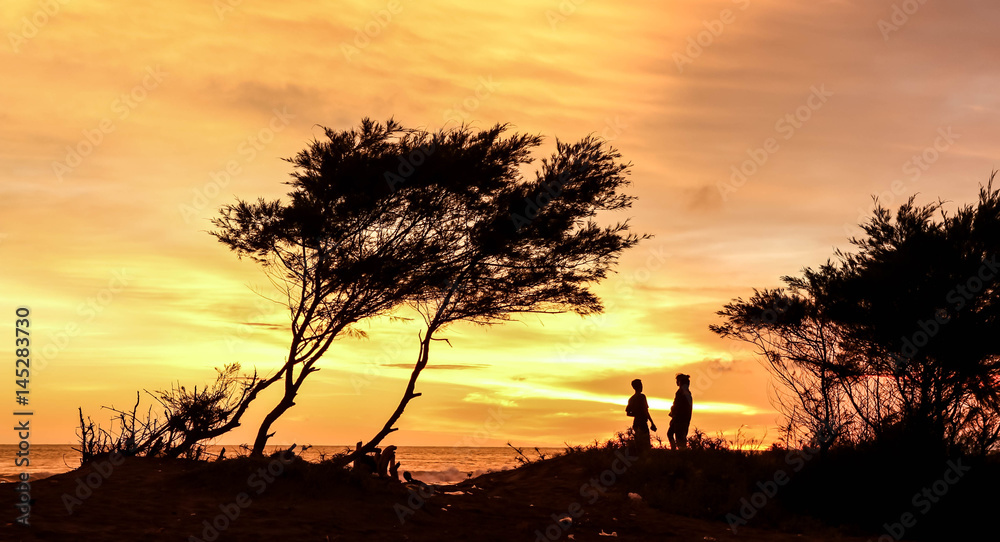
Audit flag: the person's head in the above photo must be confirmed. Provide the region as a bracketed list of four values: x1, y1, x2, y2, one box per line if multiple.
[676, 373, 691, 388]
[631, 378, 643, 392]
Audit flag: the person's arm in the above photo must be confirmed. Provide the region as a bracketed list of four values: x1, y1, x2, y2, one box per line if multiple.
[645, 396, 657, 431]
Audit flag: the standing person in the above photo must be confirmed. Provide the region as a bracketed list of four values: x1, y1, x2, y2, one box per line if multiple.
[626, 379, 657, 453]
[667, 374, 693, 449]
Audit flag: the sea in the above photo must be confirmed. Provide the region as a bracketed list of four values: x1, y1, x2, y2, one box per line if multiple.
[0, 445, 566, 485]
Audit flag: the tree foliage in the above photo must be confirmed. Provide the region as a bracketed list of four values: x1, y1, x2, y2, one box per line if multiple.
[212, 118, 645, 456]
[351, 131, 646, 463]
[713, 175, 1000, 455]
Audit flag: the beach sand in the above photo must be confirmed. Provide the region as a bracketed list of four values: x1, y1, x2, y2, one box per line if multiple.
[2, 451, 875, 541]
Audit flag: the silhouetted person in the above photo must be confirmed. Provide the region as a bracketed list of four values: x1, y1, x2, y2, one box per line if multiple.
[667, 373, 692, 449]
[626, 378, 657, 453]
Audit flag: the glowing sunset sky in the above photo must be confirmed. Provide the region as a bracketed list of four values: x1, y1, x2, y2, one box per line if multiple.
[3, 0, 1000, 447]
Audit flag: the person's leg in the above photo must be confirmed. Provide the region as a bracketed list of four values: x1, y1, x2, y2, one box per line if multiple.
[633, 422, 650, 454]
[628, 423, 638, 456]
[677, 424, 690, 449]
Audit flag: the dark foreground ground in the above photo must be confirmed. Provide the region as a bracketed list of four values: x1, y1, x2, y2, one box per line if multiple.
[1, 445, 982, 541]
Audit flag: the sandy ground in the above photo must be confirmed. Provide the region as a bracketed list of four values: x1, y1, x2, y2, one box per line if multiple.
[1, 452, 878, 541]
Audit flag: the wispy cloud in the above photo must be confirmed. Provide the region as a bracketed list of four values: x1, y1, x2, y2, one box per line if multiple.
[4, 0, 998, 446]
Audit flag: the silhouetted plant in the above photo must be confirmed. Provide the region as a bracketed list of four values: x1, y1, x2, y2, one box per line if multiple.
[75, 363, 260, 460]
[686, 427, 729, 451]
[348, 128, 646, 464]
[213, 118, 645, 457]
[212, 119, 482, 455]
[710, 285, 855, 453]
[507, 442, 543, 466]
[713, 174, 1000, 456]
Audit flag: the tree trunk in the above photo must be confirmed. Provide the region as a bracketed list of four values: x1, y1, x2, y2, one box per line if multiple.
[251, 363, 301, 456]
[335, 328, 435, 467]
[250, 399, 296, 456]
[337, 274, 467, 468]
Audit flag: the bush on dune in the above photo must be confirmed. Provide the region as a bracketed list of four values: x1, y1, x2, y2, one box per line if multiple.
[559, 426, 998, 540]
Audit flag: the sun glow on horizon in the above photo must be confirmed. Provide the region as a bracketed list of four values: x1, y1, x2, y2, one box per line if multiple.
[4, 0, 998, 449]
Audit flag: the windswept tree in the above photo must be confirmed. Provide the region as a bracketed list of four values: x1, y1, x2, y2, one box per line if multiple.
[709, 283, 855, 452]
[820, 179, 1000, 454]
[213, 119, 460, 455]
[712, 176, 1000, 455]
[213, 119, 645, 456]
[350, 134, 646, 463]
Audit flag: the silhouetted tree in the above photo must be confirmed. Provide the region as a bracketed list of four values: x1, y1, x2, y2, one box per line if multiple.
[823, 177, 1000, 454]
[347, 134, 646, 464]
[710, 285, 854, 452]
[212, 119, 465, 455]
[213, 119, 644, 456]
[713, 175, 1000, 455]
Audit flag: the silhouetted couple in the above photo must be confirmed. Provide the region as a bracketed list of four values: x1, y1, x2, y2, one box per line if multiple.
[626, 374, 692, 452]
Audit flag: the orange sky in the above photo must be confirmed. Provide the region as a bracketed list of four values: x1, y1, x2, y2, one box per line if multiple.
[3, 0, 999, 448]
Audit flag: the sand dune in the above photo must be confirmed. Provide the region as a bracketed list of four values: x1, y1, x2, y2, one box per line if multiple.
[0, 450, 880, 541]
